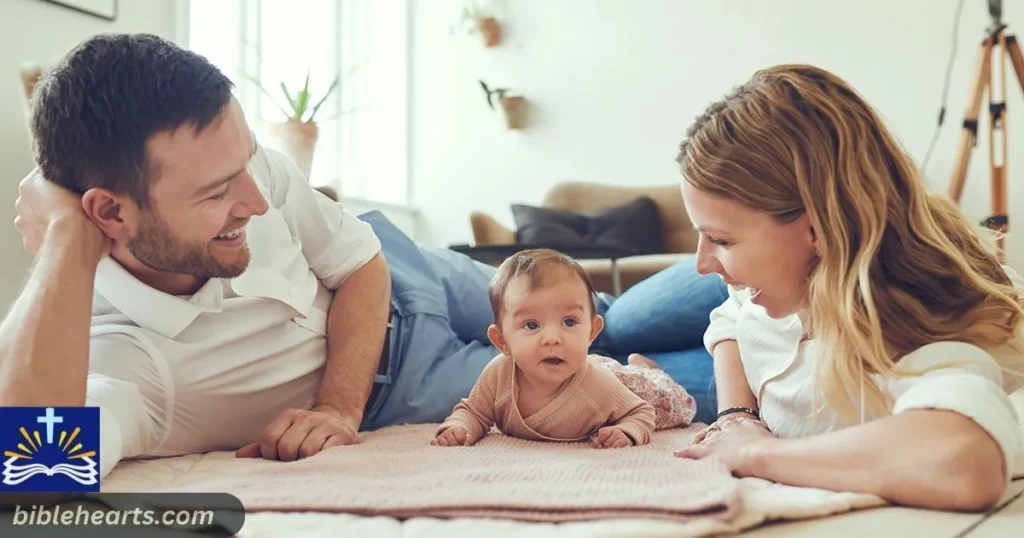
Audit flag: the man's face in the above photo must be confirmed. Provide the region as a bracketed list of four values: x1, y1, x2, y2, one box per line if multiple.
[128, 99, 269, 280]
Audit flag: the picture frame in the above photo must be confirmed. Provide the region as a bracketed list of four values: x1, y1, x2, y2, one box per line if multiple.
[40, 0, 117, 22]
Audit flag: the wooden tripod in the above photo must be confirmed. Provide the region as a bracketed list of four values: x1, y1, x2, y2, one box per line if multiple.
[947, 23, 1024, 263]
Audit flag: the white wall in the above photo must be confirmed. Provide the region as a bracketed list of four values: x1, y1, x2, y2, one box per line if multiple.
[410, 0, 1024, 270]
[0, 0, 179, 308]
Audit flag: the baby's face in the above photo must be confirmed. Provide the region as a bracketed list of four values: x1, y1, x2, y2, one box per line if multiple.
[497, 274, 601, 387]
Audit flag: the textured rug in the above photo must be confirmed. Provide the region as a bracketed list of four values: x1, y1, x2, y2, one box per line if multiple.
[104, 424, 742, 524]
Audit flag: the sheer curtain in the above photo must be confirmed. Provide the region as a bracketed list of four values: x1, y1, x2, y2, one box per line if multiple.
[185, 0, 409, 206]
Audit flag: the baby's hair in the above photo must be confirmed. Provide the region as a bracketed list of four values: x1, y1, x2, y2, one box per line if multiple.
[488, 248, 598, 323]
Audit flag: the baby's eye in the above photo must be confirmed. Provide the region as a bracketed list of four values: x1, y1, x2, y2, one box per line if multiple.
[524, 321, 539, 330]
[562, 317, 578, 327]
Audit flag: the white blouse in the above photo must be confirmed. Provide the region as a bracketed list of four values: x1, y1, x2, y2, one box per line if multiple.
[703, 267, 1024, 480]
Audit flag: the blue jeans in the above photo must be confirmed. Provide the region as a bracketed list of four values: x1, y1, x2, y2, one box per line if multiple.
[358, 211, 729, 429]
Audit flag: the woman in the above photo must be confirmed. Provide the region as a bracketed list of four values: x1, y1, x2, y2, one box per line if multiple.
[670, 64, 1024, 512]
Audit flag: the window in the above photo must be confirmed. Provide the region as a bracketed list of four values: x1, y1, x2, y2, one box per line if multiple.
[182, 0, 409, 206]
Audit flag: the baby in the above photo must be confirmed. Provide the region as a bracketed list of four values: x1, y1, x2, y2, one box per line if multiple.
[432, 248, 694, 449]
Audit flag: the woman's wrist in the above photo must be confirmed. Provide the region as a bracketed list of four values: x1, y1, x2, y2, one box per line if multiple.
[717, 406, 760, 421]
[736, 434, 784, 477]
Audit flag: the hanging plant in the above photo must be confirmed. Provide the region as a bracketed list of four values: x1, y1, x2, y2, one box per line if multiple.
[455, 1, 503, 47]
[480, 80, 527, 130]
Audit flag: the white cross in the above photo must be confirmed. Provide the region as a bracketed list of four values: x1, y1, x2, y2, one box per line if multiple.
[36, 407, 63, 445]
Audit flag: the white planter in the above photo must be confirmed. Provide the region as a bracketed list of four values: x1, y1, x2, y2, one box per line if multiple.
[267, 121, 319, 179]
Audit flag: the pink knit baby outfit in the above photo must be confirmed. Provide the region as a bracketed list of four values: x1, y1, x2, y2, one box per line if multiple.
[592, 356, 697, 430]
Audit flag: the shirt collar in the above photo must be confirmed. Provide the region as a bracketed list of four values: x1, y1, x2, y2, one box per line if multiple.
[94, 257, 223, 339]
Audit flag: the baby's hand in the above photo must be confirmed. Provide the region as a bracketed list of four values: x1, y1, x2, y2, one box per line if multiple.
[432, 426, 476, 447]
[593, 426, 632, 449]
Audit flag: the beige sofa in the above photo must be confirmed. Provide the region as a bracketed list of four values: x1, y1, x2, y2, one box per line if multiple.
[469, 181, 699, 294]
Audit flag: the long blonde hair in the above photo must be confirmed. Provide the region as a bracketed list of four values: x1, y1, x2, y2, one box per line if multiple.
[677, 64, 1024, 421]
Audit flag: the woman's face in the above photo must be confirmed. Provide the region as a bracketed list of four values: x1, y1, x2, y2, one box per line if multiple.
[681, 181, 818, 319]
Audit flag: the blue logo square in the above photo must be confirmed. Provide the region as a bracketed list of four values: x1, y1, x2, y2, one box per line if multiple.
[0, 407, 101, 492]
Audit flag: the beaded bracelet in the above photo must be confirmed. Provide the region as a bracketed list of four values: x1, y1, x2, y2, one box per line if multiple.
[717, 406, 760, 420]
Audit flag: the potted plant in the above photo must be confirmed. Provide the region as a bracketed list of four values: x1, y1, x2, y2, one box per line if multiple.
[457, 2, 502, 47]
[480, 80, 527, 130]
[248, 70, 339, 179]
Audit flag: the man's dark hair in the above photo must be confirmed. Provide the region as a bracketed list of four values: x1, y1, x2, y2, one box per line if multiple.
[29, 33, 234, 208]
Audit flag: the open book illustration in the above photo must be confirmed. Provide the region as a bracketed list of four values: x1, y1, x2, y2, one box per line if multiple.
[2, 408, 100, 488]
[3, 457, 98, 486]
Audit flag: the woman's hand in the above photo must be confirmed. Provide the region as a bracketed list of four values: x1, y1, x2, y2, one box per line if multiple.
[675, 416, 776, 476]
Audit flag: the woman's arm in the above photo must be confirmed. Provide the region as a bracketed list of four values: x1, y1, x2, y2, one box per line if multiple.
[681, 346, 1019, 512]
[746, 409, 1007, 511]
[712, 341, 759, 416]
[702, 284, 760, 421]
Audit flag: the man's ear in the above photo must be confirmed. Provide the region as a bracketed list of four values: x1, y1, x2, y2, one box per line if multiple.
[81, 187, 135, 241]
[487, 324, 510, 356]
[589, 314, 604, 344]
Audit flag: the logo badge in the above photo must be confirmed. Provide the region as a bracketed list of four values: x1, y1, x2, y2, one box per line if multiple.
[0, 407, 100, 492]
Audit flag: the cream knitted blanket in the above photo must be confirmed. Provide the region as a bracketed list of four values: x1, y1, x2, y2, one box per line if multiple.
[106, 424, 742, 523]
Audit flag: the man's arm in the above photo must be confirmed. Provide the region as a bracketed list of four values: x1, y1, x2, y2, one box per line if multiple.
[315, 253, 391, 427]
[252, 147, 389, 425]
[0, 217, 106, 407]
[236, 147, 388, 461]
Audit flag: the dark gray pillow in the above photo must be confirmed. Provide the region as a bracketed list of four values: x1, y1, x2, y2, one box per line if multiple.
[511, 197, 663, 255]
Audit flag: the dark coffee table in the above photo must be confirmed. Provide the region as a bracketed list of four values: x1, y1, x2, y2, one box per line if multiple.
[449, 244, 637, 295]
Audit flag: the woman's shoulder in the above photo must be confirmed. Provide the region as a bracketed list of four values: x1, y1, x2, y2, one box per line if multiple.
[894, 263, 1024, 384]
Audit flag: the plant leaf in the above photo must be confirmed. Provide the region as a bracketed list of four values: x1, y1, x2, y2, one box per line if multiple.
[480, 80, 495, 110]
[297, 69, 312, 119]
[243, 73, 293, 119]
[307, 74, 341, 122]
[280, 81, 298, 118]
[295, 89, 311, 119]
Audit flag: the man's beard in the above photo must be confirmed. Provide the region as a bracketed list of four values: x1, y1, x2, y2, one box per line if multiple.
[127, 212, 250, 279]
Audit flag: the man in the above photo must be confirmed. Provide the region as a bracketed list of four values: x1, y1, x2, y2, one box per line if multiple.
[1, 33, 503, 478]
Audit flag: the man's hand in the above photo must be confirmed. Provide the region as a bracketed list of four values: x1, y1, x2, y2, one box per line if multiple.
[593, 426, 632, 449]
[431, 426, 478, 447]
[14, 168, 108, 256]
[235, 405, 360, 461]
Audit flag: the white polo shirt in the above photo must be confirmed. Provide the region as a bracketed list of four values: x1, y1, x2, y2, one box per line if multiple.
[87, 146, 381, 479]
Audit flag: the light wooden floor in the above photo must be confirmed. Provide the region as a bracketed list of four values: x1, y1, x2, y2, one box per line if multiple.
[741, 478, 1024, 537]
